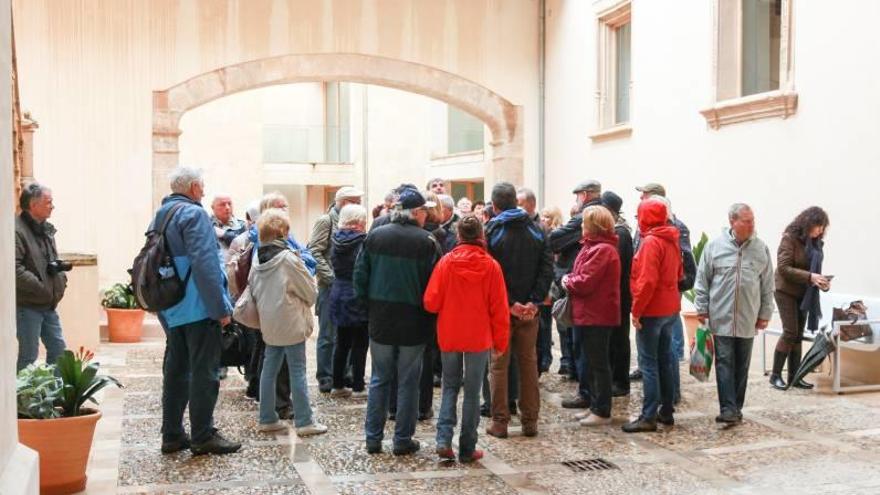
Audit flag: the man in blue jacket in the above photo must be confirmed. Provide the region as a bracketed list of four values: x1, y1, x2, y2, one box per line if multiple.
[152, 167, 240, 456]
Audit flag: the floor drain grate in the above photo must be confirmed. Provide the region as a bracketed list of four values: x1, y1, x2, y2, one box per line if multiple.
[561, 458, 619, 472]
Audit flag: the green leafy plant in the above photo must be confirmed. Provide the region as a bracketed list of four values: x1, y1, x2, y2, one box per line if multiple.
[16, 347, 123, 419]
[16, 365, 64, 419]
[101, 283, 139, 309]
[683, 232, 709, 304]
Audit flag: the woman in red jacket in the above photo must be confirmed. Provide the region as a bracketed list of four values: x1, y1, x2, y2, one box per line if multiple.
[424, 216, 510, 463]
[623, 197, 682, 433]
[562, 206, 621, 426]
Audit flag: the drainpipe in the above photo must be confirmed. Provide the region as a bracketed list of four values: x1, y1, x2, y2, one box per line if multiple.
[362, 84, 369, 208]
[538, 0, 547, 208]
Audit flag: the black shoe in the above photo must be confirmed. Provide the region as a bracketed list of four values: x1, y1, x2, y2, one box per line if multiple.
[343, 375, 354, 388]
[161, 434, 191, 454]
[190, 431, 242, 456]
[629, 369, 643, 381]
[508, 401, 518, 416]
[790, 378, 814, 390]
[715, 411, 742, 425]
[561, 395, 590, 409]
[419, 408, 434, 421]
[366, 441, 382, 454]
[245, 388, 258, 402]
[769, 374, 787, 390]
[480, 403, 491, 418]
[318, 377, 333, 393]
[557, 365, 571, 376]
[657, 414, 675, 426]
[611, 386, 630, 397]
[277, 408, 295, 421]
[433, 375, 442, 388]
[622, 417, 657, 433]
[392, 439, 421, 456]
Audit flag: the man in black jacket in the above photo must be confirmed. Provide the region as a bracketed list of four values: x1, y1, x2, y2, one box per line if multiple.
[484, 182, 554, 438]
[549, 180, 602, 407]
[601, 191, 634, 396]
[15, 182, 68, 371]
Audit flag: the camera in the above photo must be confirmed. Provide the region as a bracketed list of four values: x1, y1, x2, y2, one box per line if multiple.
[47, 260, 73, 276]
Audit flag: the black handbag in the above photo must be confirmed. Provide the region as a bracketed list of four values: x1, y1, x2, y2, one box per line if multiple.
[220, 322, 251, 368]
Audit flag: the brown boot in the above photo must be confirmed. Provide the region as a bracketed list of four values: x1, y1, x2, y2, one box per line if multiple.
[522, 423, 538, 437]
[485, 421, 508, 439]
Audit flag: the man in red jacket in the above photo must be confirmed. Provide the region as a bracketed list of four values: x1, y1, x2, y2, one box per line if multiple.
[424, 216, 509, 463]
[624, 198, 682, 433]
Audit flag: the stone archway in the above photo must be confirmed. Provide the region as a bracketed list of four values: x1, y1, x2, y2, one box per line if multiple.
[152, 53, 523, 206]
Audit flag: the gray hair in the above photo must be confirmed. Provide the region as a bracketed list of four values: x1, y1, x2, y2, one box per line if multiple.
[391, 208, 417, 223]
[516, 187, 536, 203]
[339, 204, 367, 227]
[438, 194, 455, 211]
[728, 203, 752, 221]
[168, 167, 204, 194]
[211, 193, 232, 206]
[260, 191, 287, 213]
[19, 181, 50, 211]
[649, 194, 674, 221]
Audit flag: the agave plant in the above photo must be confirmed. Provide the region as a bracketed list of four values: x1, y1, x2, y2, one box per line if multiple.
[683, 232, 709, 304]
[101, 282, 139, 309]
[16, 347, 123, 419]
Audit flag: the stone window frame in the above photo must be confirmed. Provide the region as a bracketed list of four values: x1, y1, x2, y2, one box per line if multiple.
[700, 0, 798, 129]
[590, 0, 633, 143]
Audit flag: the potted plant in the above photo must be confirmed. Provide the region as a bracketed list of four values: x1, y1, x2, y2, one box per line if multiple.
[682, 232, 709, 344]
[101, 282, 144, 343]
[17, 347, 122, 495]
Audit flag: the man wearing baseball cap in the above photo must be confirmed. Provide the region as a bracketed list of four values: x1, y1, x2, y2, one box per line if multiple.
[309, 186, 365, 393]
[355, 185, 442, 456]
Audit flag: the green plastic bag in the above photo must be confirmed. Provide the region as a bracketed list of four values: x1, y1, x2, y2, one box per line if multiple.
[689, 325, 715, 382]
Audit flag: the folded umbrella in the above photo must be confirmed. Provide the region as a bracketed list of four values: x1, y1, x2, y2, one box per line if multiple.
[786, 327, 836, 390]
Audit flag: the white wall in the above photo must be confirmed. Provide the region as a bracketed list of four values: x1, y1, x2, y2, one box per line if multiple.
[545, 0, 880, 298]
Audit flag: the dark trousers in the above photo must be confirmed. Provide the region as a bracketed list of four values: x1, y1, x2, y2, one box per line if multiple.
[714, 336, 754, 415]
[559, 325, 575, 370]
[419, 334, 439, 413]
[333, 325, 369, 391]
[161, 318, 221, 444]
[572, 327, 590, 400]
[537, 305, 553, 372]
[576, 326, 613, 417]
[609, 306, 631, 391]
[774, 291, 807, 354]
[249, 330, 292, 413]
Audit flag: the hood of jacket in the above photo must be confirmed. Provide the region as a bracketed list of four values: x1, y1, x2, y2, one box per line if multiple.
[638, 201, 679, 246]
[333, 228, 367, 256]
[445, 244, 495, 283]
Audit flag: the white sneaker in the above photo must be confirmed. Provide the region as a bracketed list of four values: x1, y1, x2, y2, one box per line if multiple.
[574, 411, 591, 420]
[330, 388, 353, 398]
[350, 390, 368, 399]
[579, 413, 612, 427]
[296, 422, 328, 437]
[257, 421, 288, 433]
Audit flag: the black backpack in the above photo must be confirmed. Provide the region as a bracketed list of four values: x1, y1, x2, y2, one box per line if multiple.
[130, 203, 191, 312]
[678, 248, 697, 292]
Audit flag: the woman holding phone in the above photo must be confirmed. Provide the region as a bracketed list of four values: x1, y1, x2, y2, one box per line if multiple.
[769, 206, 831, 390]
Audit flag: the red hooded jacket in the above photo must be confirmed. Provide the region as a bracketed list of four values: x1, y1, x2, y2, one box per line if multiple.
[424, 243, 510, 353]
[564, 232, 621, 327]
[631, 200, 682, 319]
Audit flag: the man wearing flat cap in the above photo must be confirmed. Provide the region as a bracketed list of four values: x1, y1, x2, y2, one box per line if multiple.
[309, 185, 365, 393]
[549, 180, 602, 406]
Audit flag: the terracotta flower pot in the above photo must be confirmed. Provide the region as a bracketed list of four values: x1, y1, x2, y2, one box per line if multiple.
[18, 409, 102, 495]
[682, 311, 701, 347]
[105, 308, 144, 343]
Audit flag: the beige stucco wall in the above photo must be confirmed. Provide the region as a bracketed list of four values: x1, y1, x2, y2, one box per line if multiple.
[12, 0, 539, 288]
[545, 0, 880, 300]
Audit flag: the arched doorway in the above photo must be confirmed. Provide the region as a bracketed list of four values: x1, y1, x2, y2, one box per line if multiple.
[152, 53, 523, 206]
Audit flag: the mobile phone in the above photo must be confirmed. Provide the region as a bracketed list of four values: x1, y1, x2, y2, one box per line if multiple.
[824, 275, 835, 281]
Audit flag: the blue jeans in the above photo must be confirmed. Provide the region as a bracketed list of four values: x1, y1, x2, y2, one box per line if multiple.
[259, 342, 314, 428]
[365, 342, 425, 447]
[714, 336, 754, 416]
[537, 306, 553, 372]
[161, 318, 221, 444]
[670, 313, 684, 402]
[437, 350, 489, 456]
[572, 327, 590, 401]
[635, 315, 677, 420]
[16, 307, 66, 372]
[315, 286, 336, 381]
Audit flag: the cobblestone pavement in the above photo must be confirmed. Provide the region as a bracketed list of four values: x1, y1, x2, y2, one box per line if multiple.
[78, 331, 880, 495]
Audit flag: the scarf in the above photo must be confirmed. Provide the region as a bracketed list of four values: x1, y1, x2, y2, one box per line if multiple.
[800, 237, 824, 330]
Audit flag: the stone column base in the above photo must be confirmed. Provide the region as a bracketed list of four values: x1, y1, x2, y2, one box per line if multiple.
[0, 444, 39, 495]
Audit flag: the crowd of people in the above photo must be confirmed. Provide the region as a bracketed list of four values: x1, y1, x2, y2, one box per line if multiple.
[13, 168, 832, 460]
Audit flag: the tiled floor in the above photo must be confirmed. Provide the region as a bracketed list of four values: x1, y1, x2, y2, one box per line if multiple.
[78, 332, 880, 495]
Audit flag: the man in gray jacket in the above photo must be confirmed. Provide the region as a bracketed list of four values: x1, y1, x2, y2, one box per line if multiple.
[308, 186, 364, 392]
[15, 182, 68, 371]
[694, 203, 774, 425]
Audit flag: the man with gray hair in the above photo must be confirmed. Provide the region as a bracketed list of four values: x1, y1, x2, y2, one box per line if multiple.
[435, 194, 459, 254]
[694, 203, 774, 425]
[150, 166, 240, 455]
[210, 194, 246, 261]
[308, 186, 364, 393]
[15, 182, 69, 371]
